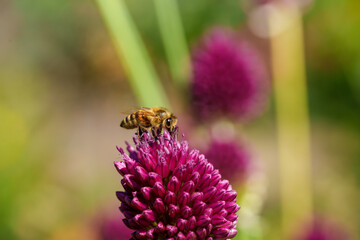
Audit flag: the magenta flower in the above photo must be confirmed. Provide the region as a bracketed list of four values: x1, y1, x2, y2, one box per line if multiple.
[191, 28, 267, 122]
[294, 217, 349, 240]
[205, 139, 250, 184]
[114, 132, 240, 239]
[99, 214, 133, 240]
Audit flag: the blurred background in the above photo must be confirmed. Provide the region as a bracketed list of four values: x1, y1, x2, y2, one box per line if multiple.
[1, 0, 359, 239]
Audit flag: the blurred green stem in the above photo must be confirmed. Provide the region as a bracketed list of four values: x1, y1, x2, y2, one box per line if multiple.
[269, 4, 313, 237]
[96, 0, 170, 108]
[153, 0, 190, 90]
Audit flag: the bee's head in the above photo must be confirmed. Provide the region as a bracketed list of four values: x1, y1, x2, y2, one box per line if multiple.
[164, 114, 178, 132]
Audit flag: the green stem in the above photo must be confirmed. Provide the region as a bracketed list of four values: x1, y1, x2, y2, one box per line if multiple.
[270, 4, 313, 237]
[96, 0, 170, 108]
[153, 0, 190, 90]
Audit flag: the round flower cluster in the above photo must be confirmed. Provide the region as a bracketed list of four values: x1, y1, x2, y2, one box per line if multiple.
[205, 139, 250, 184]
[191, 29, 267, 122]
[114, 132, 240, 239]
[294, 217, 349, 240]
[99, 214, 133, 240]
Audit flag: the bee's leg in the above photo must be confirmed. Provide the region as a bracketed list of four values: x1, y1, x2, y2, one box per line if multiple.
[165, 127, 170, 134]
[138, 126, 145, 137]
[167, 127, 175, 139]
[151, 128, 157, 138]
[158, 123, 164, 135]
[174, 127, 179, 141]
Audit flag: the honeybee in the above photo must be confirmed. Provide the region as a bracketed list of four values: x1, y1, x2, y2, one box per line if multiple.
[120, 107, 178, 136]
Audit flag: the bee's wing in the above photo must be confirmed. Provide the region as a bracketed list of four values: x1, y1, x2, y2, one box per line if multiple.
[120, 107, 143, 116]
[138, 106, 152, 111]
[138, 107, 156, 116]
[121, 106, 154, 113]
[120, 107, 155, 124]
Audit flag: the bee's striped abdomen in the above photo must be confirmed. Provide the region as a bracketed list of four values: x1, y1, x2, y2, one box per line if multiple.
[120, 113, 138, 129]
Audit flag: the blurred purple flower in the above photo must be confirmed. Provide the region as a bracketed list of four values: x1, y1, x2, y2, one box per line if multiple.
[294, 217, 349, 240]
[253, 0, 313, 8]
[205, 139, 250, 184]
[99, 214, 133, 240]
[114, 132, 240, 239]
[191, 28, 267, 122]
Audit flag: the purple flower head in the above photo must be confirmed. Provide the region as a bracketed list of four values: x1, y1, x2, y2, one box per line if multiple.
[191, 28, 267, 122]
[114, 131, 240, 239]
[99, 214, 133, 240]
[252, 0, 313, 8]
[205, 139, 250, 184]
[293, 217, 349, 240]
